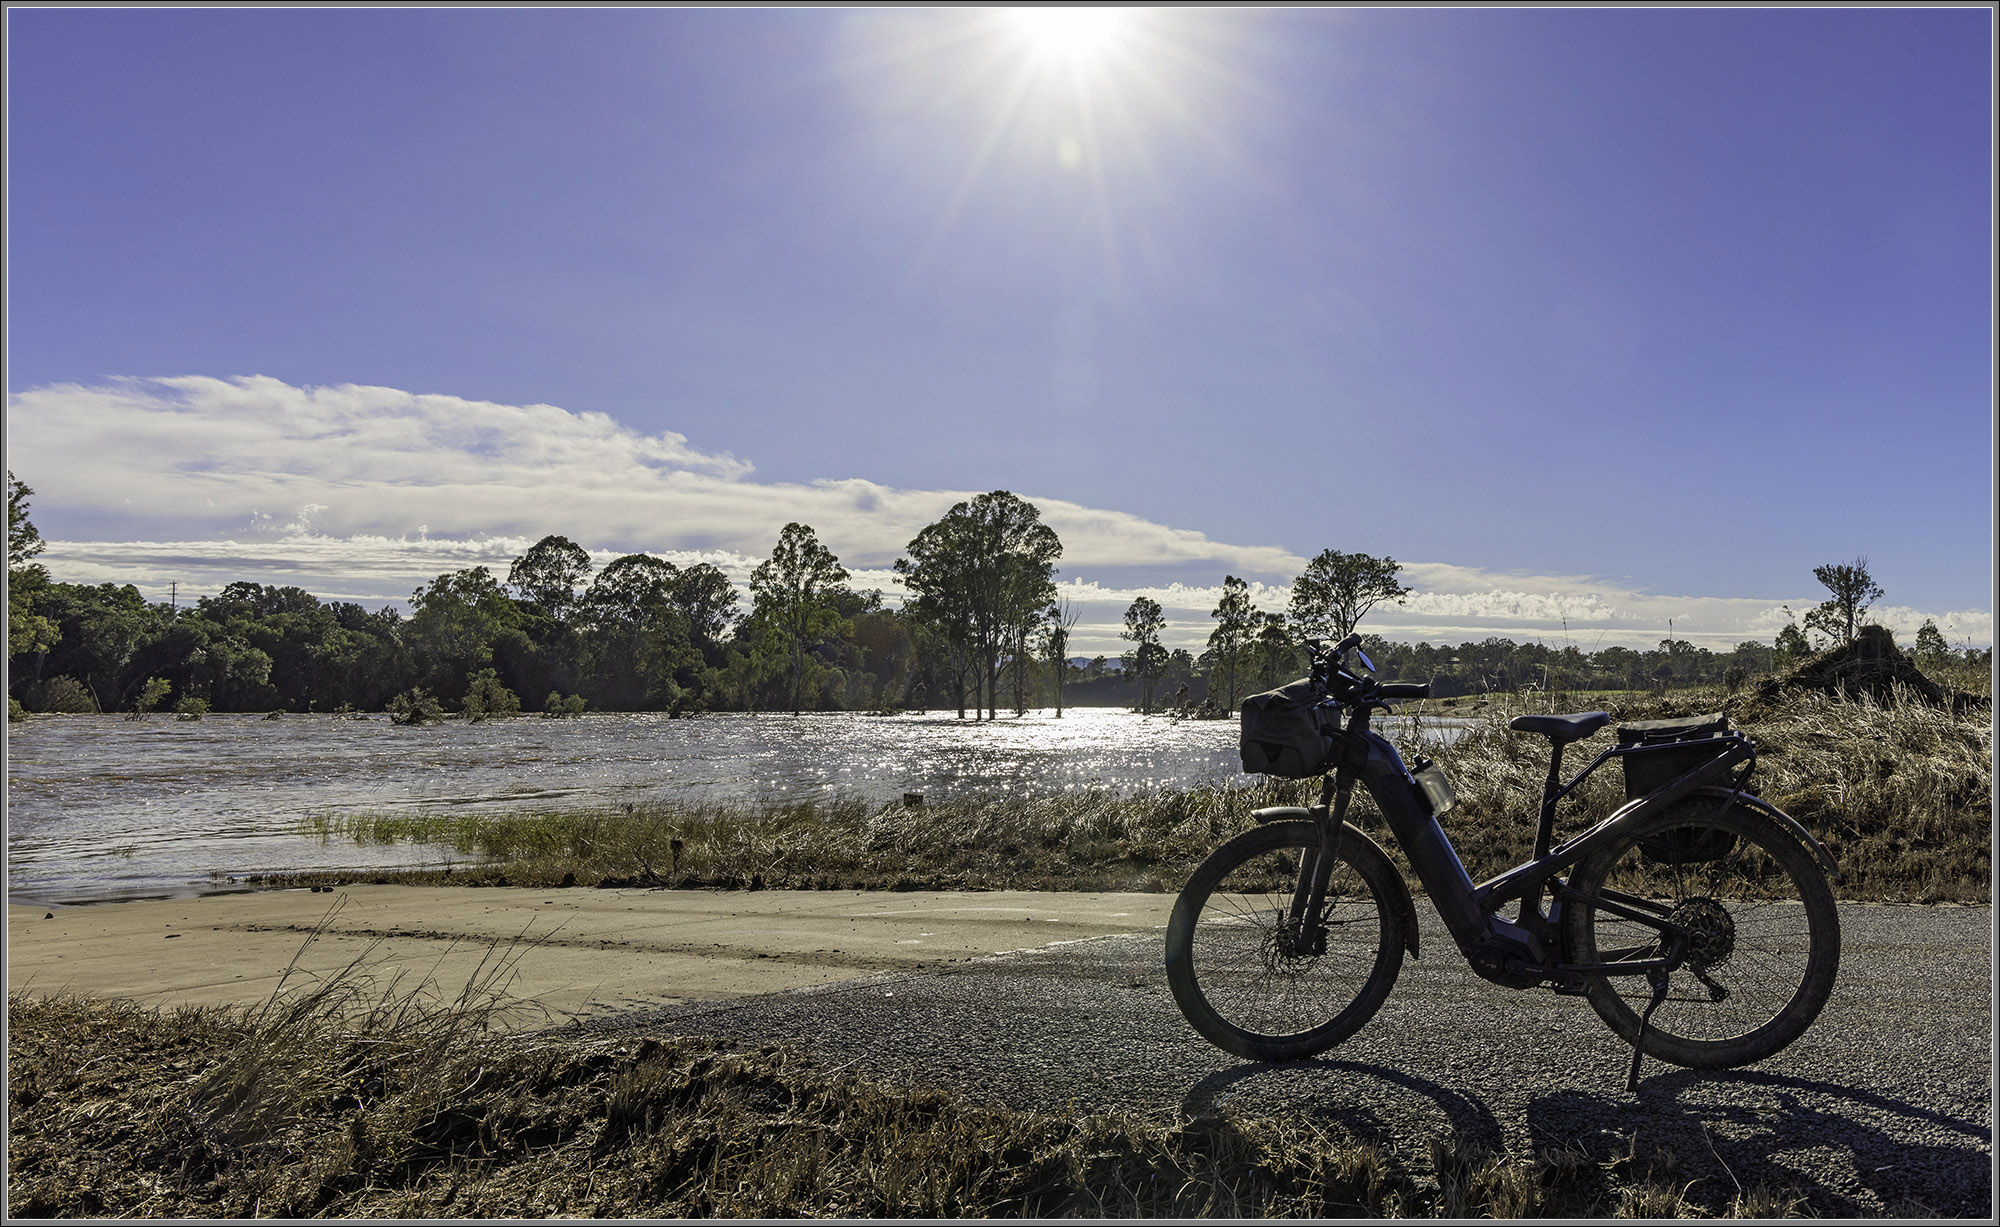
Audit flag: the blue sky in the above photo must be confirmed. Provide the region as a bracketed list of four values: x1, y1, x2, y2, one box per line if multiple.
[6, 6, 1993, 654]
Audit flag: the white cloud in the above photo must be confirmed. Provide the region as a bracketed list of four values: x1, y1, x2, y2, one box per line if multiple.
[8, 375, 1299, 575]
[9, 375, 1989, 652]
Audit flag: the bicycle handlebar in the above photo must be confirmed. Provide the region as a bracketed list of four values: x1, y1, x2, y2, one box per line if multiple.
[1308, 639, 1430, 706]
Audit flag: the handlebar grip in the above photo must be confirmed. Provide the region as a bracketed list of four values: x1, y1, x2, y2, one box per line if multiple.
[1379, 682, 1431, 700]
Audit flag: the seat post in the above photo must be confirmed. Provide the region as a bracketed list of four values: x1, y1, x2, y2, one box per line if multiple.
[1535, 740, 1566, 860]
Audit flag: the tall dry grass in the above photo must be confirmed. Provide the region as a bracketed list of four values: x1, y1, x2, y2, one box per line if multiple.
[288, 686, 1989, 904]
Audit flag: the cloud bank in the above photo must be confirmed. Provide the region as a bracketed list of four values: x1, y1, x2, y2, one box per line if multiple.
[8, 376, 1988, 652]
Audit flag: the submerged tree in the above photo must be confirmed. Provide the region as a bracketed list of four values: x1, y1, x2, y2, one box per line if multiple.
[1206, 576, 1256, 712]
[1040, 599, 1079, 717]
[895, 491, 1059, 721]
[1121, 596, 1167, 715]
[749, 523, 850, 716]
[461, 668, 522, 722]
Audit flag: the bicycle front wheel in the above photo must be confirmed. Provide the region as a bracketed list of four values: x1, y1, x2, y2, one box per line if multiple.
[1563, 800, 1840, 1069]
[1165, 820, 1406, 1062]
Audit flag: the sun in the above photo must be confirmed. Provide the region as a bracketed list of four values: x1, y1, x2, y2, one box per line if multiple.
[1008, 7, 1132, 66]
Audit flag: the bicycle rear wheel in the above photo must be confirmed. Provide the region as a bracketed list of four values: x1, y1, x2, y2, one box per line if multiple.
[1562, 800, 1839, 1069]
[1165, 820, 1406, 1061]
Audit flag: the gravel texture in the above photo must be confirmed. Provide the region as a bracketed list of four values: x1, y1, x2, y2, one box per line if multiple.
[598, 901, 1993, 1218]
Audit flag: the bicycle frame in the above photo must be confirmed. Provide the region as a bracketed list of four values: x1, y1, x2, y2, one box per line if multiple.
[1262, 700, 1838, 993]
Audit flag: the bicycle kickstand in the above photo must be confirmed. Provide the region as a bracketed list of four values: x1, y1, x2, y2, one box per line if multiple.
[1625, 968, 1671, 1092]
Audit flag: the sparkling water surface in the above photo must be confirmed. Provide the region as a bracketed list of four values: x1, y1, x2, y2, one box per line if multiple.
[6, 708, 1469, 906]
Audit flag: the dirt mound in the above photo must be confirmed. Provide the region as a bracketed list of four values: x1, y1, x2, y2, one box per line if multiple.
[1754, 624, 1958, 707]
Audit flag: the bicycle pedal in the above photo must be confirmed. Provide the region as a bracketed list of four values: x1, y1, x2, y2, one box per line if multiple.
[1549, 980, 1591, 997]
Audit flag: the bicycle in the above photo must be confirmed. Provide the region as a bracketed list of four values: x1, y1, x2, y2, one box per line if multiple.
[1164, 634, 1841, 1089]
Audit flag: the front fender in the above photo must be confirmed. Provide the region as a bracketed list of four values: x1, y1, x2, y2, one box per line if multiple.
[1252, 807, 1421, 958]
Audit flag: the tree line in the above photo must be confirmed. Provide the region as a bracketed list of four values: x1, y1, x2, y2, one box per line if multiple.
[6, 472, 1985, 720]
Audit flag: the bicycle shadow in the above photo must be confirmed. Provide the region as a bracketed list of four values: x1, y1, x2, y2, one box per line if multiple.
[1528, 1068, 1992, 1217]
[1180, 1057, 1507, 1153]
[1178, 1059, 1990, 1217]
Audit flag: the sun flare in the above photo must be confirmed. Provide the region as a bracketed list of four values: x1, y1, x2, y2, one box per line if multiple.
[1009, 7, 1132, 65]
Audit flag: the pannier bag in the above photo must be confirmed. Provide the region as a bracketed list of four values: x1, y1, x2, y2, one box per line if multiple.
[1616, 712, 1737, 863]
[1616, 712, 1731, 800]
[1239, 679, 1338, 778]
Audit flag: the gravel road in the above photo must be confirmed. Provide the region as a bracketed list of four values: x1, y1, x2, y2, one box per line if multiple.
[601, 901, 1993, 1218]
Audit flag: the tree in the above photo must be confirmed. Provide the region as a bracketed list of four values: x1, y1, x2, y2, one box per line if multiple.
[1802, 557, 1883, 648]
[1040, 599, 1079, 717]
[674, 563, 740, 656]
[8, 471, 47, 572]
[1773, 606, 1812, 668]
[1121, 596, 1167, 715]
[1206, 576, 1255, 712]
[461, 668, 522, 721]
[6, 471, 59, 663]
[1250, 610, 1297, 690]
[1287, 549, 1409, 644]
[406, 567, 521, 702]
[507, 535, 593, 622]
[895, 491, 1060, 721]
[585, 553, 679, 622]
[1913, 618, 1950, 667]
[749, 523, 851, 716]
[579, 554, 689, 709]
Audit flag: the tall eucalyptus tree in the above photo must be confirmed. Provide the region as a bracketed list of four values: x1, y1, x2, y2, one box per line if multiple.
[749, 522, 851, 715]
[580, 553, 686, 709]
[896, 491, 1060, 721]
[1206, 575, 1256, 711]
[1121, 596, 1167, 715]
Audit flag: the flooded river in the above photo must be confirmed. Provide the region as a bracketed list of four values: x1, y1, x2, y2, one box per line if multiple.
[6, 708, 1469, 906]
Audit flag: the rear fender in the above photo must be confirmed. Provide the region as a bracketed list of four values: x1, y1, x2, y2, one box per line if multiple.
[1588, 786, 1843, 885]
[1696, 786, 1844, 884]
[1251, 807, 1421, 958]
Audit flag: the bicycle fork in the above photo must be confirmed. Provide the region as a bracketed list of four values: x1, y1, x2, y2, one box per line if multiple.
[1283, 776, 1354, 953]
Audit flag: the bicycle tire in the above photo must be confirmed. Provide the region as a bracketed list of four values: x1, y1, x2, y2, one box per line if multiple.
[1562, 800, 1840, 1069]
[1165, 820, 1406, 1061]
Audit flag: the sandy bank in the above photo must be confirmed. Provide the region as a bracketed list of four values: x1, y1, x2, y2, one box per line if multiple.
[5, 885, 1174, 1023]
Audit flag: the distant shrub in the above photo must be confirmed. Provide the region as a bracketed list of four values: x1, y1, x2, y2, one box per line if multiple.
[462, 670, 521, 723]
[128, 676, 173, 720]
[387, 688, 444, 726]
[45, 676, 99, 714]
[174, 696, 210, 721]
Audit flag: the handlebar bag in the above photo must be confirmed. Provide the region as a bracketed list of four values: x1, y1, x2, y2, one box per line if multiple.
[1239, 678, 1338, 778]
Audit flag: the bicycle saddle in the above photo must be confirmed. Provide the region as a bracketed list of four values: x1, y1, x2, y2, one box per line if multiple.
[1508, 711, 1612, 743]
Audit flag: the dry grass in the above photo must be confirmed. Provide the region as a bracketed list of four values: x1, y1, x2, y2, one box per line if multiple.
[8, 954, 1790, 1220]
[281, 686, 1988, 904]
[1379, 682, 1991, 902]
[291, 778, 1320, 896]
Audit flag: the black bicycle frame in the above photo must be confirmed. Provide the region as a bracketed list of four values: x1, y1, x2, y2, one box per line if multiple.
[1295, 701, 1764, 987]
